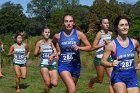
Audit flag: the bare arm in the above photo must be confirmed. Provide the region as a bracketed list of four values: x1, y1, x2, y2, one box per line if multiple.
[8, 45, 14, 56]
[25, 43, 30, 58]
[137, 45, 140, 69]
[77, 31, 91, 51]
[101, 41, 119, 67]
[52, 34, 59, 46]
[52, 33, 60, 55]
[101, 42, 113, 67]
[55, 43, 60, 56]
[133, 39, 140, 61]
[133, 39, 140, 69]
[136, 47, 140, 62]
[91, 32, 104, 51]
[34, 41, 40, 57]
[51, 42, 57, 56]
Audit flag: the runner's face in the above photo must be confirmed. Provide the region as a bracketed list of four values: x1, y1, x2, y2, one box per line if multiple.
[43, 29, 50, 39]
[63, 15, 75, 31]
[16, 35, 22, 44]
[117, 19, 129, 35]
[101, 19, 109, 30]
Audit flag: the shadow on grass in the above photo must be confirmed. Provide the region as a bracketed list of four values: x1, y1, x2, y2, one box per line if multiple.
[12, 83, 30, 89]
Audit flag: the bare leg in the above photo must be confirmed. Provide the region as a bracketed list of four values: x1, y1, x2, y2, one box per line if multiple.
[21, 67, 26, 79]
[72, 77, 79, 85]
[0, 64, 3, 77]
[14, 65, 21, 92]
[105, 67, 114, 93]
[40, 68, 51, 93]
[128, 87, 140, 93]
[49, 70, 58, 87]
[88, 66, 104, 89]
[113, 82, 127, 93]
[60, 71, 76, 93]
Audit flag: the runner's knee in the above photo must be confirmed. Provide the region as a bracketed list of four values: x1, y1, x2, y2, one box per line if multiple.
[16, 74, 21, 78]
[21, 76, 26, 79]
[51, 79, 58, 87]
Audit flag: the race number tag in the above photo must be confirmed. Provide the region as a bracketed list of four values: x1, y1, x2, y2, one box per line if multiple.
[42, 52, 51, 59]
[120, 59, 133, 70]
[61, 53, 75, 62]
[63, 54, 73, 61]
[16, 54, 24, 60]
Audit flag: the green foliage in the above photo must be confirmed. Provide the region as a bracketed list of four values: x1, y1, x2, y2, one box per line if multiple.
[24, 36, 42, 61]
[25, 18, 43, 36]
[134, 0, 140, 16]
[128, 10, 140, 39]
[88, 0, 140, 40]
[89, 0, 110, 22]
[47, 10, 65, 34]
[86, 33, 95, 43]
[27, 0, 89, 34]
[120, 2, 140, 39]
[71, 5, 90, 33]
[1, 34, 14, 65]
[0, 0, 140, 44]
[88, 0, 125, 38]
[27, 0, 79, 25]
[0, 1, 28, 34]
[109, 0, 124, 29]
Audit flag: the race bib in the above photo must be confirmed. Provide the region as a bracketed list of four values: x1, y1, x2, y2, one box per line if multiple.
[119, 59, 134, 70]
[61, 53, 75, 62]
[16, 54, 25, 60]
[42, 52, 51, 59]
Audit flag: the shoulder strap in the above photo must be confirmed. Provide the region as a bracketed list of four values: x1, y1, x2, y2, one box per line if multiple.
[48, 39, 52, 45]
[128, 37, 134, 49]
[100, 30, 104, 34]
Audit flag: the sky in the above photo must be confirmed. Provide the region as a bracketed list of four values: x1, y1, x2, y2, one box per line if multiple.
[0, 0, 138, 15]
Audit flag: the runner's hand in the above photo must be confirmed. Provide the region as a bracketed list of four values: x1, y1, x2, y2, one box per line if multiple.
[112, 58, 119, 67]
[71, 44, 79, 51]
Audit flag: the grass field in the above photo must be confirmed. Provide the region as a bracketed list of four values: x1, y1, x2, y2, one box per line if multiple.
[0, 59, 140, 93]
[0, 65, 108, 93]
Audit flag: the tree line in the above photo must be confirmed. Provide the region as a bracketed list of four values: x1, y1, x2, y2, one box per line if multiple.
[0, 0, 140, 41]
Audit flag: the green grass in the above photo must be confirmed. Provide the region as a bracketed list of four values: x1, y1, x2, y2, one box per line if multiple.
[0, 65, 108, 93]
[1, 62, 140, 93]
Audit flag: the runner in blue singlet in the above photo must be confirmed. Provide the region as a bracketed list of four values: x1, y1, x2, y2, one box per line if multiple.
[8, 33, 30, 92]
[34, 26, 58, 93]
[102, 16, 140, 93]
[58, 28, 81, 77]
[52, 14, 91, 93]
